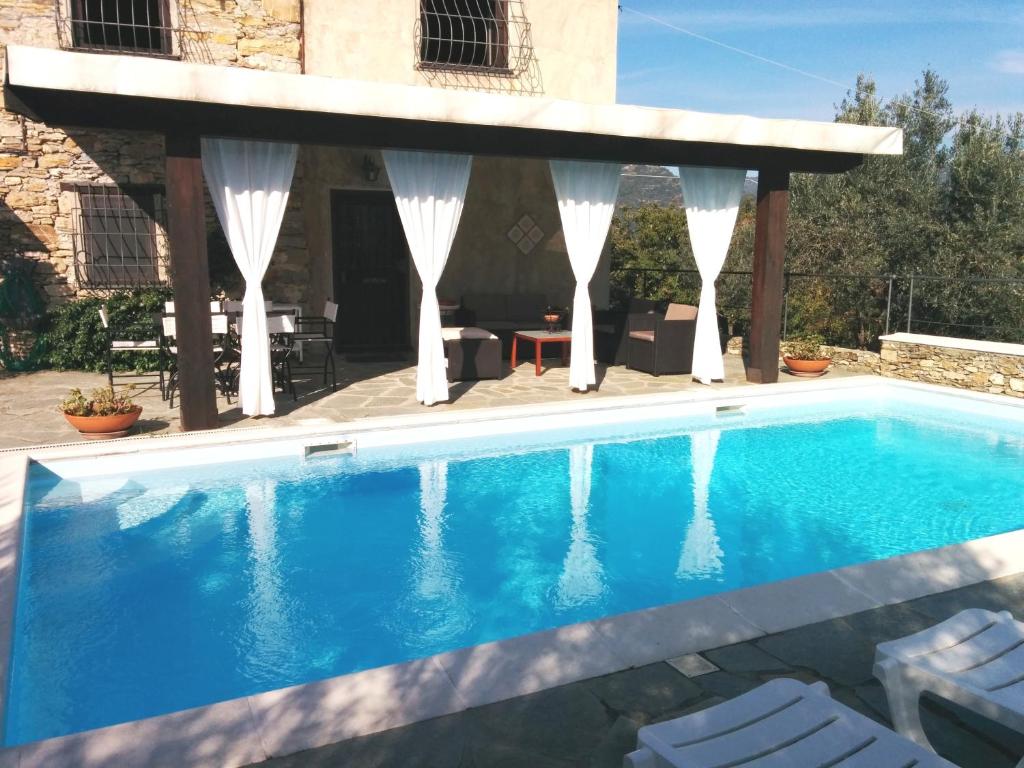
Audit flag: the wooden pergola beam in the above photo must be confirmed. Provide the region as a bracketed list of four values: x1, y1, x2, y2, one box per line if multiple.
[747, 167, 791, 384]
[165, 133, 218, 431]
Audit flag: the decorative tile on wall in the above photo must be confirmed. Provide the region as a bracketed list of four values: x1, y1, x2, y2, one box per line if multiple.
[507, 214, 544, 254]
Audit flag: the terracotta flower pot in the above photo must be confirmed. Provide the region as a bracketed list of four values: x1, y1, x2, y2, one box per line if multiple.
[63, 406, 143, 439]
[783, 356, 832, 377]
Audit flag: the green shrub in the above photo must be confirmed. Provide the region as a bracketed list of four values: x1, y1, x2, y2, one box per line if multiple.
[782, 333, 827, 361]
[41, 288, 171, 372]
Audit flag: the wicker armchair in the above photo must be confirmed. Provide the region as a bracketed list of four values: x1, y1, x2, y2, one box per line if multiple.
[626, 303, 698, 376]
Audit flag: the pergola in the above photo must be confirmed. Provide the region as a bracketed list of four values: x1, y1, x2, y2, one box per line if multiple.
[4, 45, 902, 431]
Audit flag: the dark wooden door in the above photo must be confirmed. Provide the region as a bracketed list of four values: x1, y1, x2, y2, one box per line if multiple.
[331, 190, 410, 351]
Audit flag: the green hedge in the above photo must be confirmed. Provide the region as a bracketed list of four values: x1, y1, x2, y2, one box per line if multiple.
[40, 288, 171, 373]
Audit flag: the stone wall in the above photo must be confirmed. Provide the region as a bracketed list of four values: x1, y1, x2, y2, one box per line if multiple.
[725, 337, 882, 375]
[880, 334, 1024, 398]
[0, 0, 303, 72]
[0, 0, 306, 305]
[820, 345, 881, 374]
[189, 0, 302, 73]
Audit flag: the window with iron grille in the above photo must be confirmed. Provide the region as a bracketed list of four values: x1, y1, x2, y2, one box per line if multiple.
[67, 184, 169, 288]
[419, 0, 510, 71]
[67, 0, 174, 55]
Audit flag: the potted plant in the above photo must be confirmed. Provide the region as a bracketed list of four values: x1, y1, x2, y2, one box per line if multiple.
[60, 386, 142, 439]
[782, 333, 831, 376]
[543, 305, 566, 332]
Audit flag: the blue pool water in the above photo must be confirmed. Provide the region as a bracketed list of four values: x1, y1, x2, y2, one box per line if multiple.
[8, 392, 1024, 744]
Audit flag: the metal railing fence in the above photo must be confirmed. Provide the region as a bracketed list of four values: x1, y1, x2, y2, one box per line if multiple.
[610, 267, 1024, 348]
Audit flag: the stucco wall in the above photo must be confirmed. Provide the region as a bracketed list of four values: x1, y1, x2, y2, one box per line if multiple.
[301, 148, 610, 344]
[0, 0, 616, 317]
[303, 0, 618, 103]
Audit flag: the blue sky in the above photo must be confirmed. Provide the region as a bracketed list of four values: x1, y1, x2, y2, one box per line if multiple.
[616, 1, 1024, 121]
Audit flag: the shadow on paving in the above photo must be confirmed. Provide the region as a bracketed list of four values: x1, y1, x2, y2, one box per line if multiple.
[251, 573, 1024, 768]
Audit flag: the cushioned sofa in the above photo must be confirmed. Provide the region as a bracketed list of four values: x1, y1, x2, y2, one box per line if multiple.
[455, 292, 552, 358]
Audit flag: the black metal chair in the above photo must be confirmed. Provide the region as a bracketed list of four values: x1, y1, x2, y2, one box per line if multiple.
[267, 313, 297, 401]
[161, 312, 236, 408]
[626, 303, 698, 376]
[291, 300, 338, 392]
[99, 305, 166, 397]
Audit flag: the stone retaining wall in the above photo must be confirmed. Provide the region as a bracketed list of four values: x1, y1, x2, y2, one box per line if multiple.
[726, 336, 882, 375]
[880, 334, 1024, 398]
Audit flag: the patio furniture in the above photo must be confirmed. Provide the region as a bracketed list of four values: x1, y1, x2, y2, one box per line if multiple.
[457, 292, 551, 358]
[442, 326, 501, 381]
[267, 313, 297, 401]
[511, 329, 571, 377]
[164, 300, 225, 314]
[223, 300, 275, 314]
[292, 300, 338, 391]
[624, 678, 955, 768]
[875, 607, 1024, 762]
[98, 305, 166, 398]
[161, 313, 235, 409]
[438, 298, 460, 327]
[594, 298, 662, 365]
[626, 302, 698, 376]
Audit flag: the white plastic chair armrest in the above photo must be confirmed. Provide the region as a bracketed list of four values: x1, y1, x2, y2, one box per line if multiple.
[623, 747, 658, 768]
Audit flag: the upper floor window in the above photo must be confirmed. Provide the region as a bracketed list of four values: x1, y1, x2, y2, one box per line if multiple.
[67, 0, 173, 55]
[66, 184, 169, 288]
[419, 0, 509, 72]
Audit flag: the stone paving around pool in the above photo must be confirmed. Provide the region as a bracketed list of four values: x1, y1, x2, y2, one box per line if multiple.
[253, 573, 1024, 768]
[0, 354, 860, 450]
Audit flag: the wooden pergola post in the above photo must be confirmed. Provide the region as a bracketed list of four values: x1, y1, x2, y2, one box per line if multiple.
[747, 167, 790, 384]
[165, 133, 218, 431]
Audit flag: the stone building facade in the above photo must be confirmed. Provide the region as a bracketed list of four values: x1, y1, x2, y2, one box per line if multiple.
[0, 0, 305, 301]
[0, 0, 621, 345]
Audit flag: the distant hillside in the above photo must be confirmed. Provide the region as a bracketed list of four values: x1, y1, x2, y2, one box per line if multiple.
[618, 165, 681, 207]
[618, 165, 758, 208]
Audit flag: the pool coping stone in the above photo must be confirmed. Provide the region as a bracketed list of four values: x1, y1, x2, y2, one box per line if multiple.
[3, 379, 1024, 766]
[0, 455, 27, 740]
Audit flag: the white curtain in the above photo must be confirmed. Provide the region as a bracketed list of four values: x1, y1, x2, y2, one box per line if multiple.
[202, 138, 297, 416]
[677, 429, 724, 579]
[678, 166, 746, 384]
[383, 150, 472, 406]
[549, 160, 621, 392]
[556, 443, 605, 607]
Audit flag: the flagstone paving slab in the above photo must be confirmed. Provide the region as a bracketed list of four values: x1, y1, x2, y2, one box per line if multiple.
[251, 572, 1024, 768]
[0, 355, 860, 450]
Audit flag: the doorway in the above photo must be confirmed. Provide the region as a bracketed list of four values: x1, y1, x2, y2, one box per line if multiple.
[330, 190, 411, 352]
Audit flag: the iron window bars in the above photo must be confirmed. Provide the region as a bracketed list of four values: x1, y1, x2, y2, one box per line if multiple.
[417, 0, 534, 77]
[55, 0, 209, 59]
[67, 184, 169, 288]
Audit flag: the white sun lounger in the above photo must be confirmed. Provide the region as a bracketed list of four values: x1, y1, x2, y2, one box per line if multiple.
[875, 607, 1024, 765]
[623, 677, 954, 767]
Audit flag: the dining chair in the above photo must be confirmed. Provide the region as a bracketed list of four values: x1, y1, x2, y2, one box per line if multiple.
[99, 305, 166, 398]
[160, 313, 235, 409]
[292, 300, 338, 392]
[266, 313, 298, 401]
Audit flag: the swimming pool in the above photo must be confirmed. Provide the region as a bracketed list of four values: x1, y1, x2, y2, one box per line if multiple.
[6, 383, 1024, 746]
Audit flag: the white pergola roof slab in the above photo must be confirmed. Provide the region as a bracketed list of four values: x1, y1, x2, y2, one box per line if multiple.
[4, 46, 901, 170]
